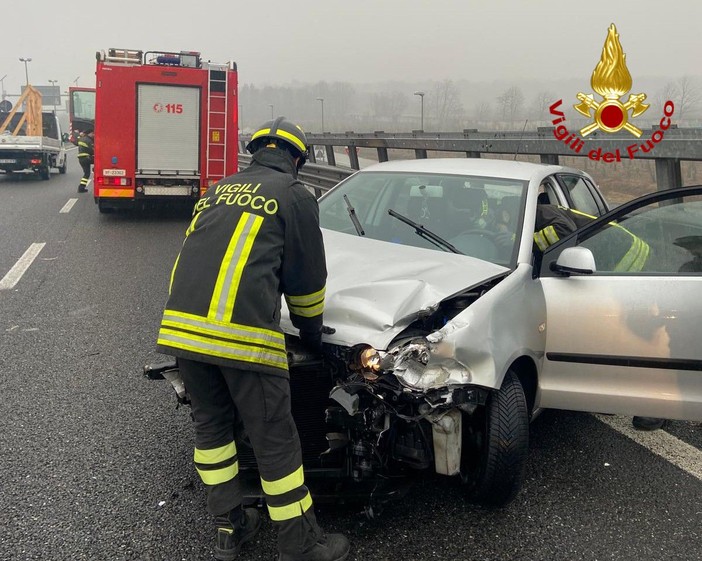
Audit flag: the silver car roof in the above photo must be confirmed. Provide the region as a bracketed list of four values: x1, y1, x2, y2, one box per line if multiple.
[354, 158, 585, 183]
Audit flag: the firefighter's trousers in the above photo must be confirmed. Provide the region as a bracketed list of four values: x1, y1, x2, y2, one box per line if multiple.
[179, 358, 322, 556]
[78, 158, 92, 189]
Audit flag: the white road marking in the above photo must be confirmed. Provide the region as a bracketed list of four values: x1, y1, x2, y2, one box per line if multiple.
[596, 414, 702, 482]
[60, 198, 78, 213]
[0, 243, 46, 290]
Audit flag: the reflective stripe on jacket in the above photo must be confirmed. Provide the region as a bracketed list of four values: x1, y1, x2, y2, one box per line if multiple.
[77, 135, 94, 159]
[534, 204, 649, 272]
[157, 148, 327, 376]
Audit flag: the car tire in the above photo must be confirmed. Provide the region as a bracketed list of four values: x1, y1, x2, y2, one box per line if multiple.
[460, 369, 529, 507]
[59, 160, 67, 174]
[40, 166, 51, 180]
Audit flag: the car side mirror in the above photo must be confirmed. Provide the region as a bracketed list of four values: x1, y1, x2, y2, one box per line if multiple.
[549, 247, 596, 276]
[62, 132, 69, 143]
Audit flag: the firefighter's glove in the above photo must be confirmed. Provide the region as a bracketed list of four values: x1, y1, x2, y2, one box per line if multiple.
[299, 325, 335, 354]
[299, 330, 323, 354]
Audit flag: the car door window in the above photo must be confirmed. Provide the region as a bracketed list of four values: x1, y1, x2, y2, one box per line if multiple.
[538, 177, 561, 205]
[557, 174, 606, 216]
[576, 192, 702, 274]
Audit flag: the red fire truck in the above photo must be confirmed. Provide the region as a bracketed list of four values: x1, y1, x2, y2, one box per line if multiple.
[94, 48, 238, 213]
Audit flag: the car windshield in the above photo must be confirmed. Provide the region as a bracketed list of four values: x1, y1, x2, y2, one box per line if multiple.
[319, 170, 527, 266]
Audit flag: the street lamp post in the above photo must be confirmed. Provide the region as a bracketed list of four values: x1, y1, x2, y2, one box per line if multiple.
[0, 74, 6, 100]
[316, 97, 324, 133]
[414, 91, 425, 131]
[48, 79, 58, 113]
[19, 57, 32, 86]
[268, 104, 274, 119]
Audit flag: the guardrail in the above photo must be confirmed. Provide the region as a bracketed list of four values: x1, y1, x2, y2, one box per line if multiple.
[240, 126, 702, 193]
[238, 153, 354, 197]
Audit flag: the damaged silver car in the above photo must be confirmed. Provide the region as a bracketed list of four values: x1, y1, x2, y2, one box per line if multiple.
[149, 158, 702, 512]
[279, 158, 702, 508]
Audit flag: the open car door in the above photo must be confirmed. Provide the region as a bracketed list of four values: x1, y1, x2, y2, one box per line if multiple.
[537, 185, 702, 421]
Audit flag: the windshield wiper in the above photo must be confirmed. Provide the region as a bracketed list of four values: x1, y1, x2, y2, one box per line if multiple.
[387, 209, 463, 254]
[343, 195, 365, 236]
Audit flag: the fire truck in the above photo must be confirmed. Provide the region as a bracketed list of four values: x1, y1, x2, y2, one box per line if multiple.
[94, 48, 238, 213]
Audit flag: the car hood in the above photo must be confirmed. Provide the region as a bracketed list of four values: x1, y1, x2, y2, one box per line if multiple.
[281, 229, 509, 349]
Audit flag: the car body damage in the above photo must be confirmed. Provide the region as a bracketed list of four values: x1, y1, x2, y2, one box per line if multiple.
[279, 231, 532, 509]
[281, 229, 509, 349]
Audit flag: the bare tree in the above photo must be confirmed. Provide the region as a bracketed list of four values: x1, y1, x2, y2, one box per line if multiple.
[496, 86, 524, 124]
[529, 90, 557, 121]
[676, 75, 701, 121]
[370, 92, 408, 127]
[432, 80, 464, 131]
[331, 82, 357, 125]
[474, 101, 492, 124]
[655, 81, 679, 115]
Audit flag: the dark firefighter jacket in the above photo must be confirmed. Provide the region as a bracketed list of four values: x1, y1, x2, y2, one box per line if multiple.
[77, 134, 94, 163]
[534, 204, 649, 272]
[157, 147, 327, 377]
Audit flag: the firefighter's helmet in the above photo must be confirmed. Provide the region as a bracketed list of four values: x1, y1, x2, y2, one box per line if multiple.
[246, 117, 309, 167]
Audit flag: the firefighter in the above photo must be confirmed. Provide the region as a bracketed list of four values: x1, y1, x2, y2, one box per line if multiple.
[533, 203, 650, 272]
[534, 202, 664, 430]
[156, 117, 350, 561]
[77, 129, 94, 193]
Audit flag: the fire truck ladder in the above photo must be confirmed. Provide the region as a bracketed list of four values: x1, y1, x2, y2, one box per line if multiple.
[205, 64, 229, 182]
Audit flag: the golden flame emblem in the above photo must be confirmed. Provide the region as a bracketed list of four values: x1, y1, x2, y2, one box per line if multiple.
[574, 24, 649, 137]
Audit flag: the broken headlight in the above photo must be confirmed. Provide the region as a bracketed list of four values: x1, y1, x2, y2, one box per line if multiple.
[348, 345, 384, 381]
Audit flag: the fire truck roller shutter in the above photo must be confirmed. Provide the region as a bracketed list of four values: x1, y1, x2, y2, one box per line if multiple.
[137, 84, 200, 174]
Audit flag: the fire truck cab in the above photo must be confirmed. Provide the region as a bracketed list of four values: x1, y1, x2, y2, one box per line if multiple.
[94, 48, 238, 213]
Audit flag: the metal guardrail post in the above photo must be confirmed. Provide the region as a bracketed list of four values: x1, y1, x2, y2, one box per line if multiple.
[348, 146, 360, 170]
[325, 146, 336, 166]
[655, 158, 682, 191]
[540, 154, 559, 165]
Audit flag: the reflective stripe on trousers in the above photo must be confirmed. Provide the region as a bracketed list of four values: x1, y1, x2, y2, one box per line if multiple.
[178, 359, 322, 554]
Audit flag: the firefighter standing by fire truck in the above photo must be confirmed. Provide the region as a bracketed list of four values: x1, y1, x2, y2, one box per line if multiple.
[156, 117, 350, 561]
[77, 129, 94, 193]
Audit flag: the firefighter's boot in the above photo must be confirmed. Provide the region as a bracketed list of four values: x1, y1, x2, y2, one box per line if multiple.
[278, 533, 350, 561]
[632, 416, 666, 431]
[214, 507, 261, 561]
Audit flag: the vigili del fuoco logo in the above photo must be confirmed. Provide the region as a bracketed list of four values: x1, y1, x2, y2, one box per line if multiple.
[549, 23, 675, 162]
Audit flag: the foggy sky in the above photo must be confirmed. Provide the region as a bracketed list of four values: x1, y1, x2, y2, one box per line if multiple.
[2, 0, 700, 96]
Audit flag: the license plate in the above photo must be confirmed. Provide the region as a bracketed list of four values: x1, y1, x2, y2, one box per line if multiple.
[0, 159, 17, 164]
[143, 186, 191, 196]
[103, 168, 126, 177]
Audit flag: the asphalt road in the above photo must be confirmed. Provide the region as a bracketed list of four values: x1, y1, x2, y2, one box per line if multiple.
[0, 153, 700, 561]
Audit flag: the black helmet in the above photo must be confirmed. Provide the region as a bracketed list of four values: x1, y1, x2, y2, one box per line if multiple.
[246, 117, 309, 166]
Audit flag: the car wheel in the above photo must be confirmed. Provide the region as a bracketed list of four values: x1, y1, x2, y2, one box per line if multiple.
[460, 369, 529, 507]
[59, 160, 67, 174]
